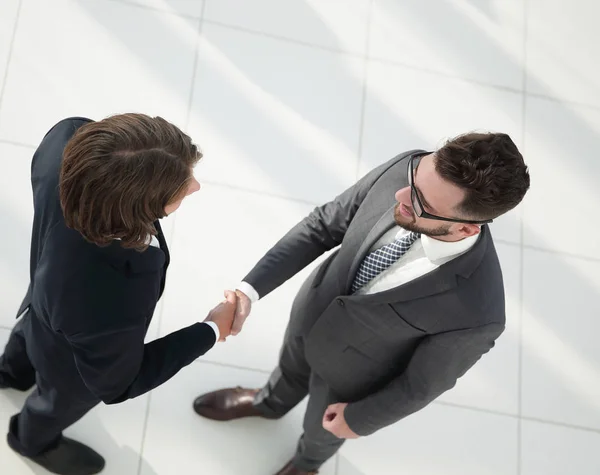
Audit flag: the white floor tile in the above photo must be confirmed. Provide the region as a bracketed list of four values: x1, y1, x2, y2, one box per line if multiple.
[337, 456, 367, 475]
[0, 0, 20, 95]
[140, 361, 336, 475]
[159, 183, 323, 372]
[0, 144, 35, 328]
[523, 96, 600, 259]
[188, 23, 363, 203]
[437, 242, 521, 415]
[369, 0, 525, 89]
[521, 420, 600, 475]
[0, 0, 198, 146]
[522, 249, 600, 429]
[360, 60, 524, 244]
[63, 396, 149, 475]
[108, 0, 205, 18]
[204, 0, 371, 54]
[527, 0, 600, 106]
[339, 403, 518, 475]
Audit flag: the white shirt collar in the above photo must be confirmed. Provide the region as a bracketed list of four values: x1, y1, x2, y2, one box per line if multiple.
[420, 232, 479, 264]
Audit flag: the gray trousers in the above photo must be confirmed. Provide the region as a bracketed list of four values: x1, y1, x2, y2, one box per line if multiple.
[253, 330, 346, 471]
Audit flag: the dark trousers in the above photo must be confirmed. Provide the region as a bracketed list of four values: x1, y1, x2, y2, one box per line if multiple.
[0, 313, 99, 456]
[254, 328, 346, 472]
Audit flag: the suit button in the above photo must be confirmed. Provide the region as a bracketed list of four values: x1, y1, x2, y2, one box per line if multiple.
[337, 298, 345, 307]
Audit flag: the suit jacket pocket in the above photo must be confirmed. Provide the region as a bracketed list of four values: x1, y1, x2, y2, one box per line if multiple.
[385, 304, 428, 333]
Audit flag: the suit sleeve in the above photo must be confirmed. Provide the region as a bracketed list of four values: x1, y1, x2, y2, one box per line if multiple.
[343, 322, 505, 436]
[66, 321, 216, 404]
[243, 152, 417, 299]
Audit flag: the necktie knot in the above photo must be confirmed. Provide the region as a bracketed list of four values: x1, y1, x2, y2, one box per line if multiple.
[351, 231, 420, 294]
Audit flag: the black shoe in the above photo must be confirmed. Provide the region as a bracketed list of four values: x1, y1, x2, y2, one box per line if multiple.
[7, 435, 105, 475]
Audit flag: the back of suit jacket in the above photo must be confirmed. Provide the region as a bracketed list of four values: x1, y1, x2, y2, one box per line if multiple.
[16, 118, 216, 405]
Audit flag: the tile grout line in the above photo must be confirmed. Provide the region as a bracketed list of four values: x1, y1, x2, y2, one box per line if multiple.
[2, 322, 600, 436]
[194, 18, 600, 111]
[432, 400, 518, 419]
[193, 358, 271, 375]
[494, 238, 521, 248]
[0, 0, 23, 113]
[136, 220, 180, 475]
[517, 1, 529, 472]
[136, 392, 154, 475]
[520, 243, 600, 262]
[368, 55, 524, 95]
[99, 0, 200, 20]
[0, 138, 36, 149]
[526, 91, 600, 112]
[136, 2, 209, 472]
[354, 0, 374, 182]
[0, 3, 595, 470]
[434, 399, 600, 435]
[183, 0, 207, 132]
[90, 0, 600, 113]
[0, 143, 597, 263]
[0, 144, 598, 263]
[198, 179, 323, 206]
[518, 416, 600, 435]
[203, 19, 364, 59]
[52, 0, 600, 113]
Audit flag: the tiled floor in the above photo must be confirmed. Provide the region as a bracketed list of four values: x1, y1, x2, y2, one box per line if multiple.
[0, 0, 599, 473]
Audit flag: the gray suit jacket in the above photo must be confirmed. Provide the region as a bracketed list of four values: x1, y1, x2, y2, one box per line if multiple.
[244, 150, 505, 436]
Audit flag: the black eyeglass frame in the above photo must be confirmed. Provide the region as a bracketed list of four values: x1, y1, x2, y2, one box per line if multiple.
[407, 154, 493, 225]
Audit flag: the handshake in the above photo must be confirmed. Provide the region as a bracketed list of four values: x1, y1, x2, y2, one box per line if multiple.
[203, 290, 252, 342]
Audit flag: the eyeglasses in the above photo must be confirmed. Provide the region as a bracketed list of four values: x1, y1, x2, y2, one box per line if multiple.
[407, 154, 493, 225]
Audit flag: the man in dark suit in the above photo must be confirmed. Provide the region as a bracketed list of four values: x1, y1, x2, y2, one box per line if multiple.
[194, 133, 530, 474]
[0, 114, 237, 475]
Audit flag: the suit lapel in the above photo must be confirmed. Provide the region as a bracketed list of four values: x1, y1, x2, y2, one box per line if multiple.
[154, 220, 170, 298]
[154, 220, 170, 268]
[344, 204, 397, 293]
[352, 263, 458, 304]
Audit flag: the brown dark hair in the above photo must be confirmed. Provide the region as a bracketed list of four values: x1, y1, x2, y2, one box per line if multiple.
[60, 113, 201, 250]
[434, 132, 530, 221]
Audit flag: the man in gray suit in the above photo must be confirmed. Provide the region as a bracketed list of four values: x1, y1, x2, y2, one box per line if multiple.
[193, 132, 530, 474]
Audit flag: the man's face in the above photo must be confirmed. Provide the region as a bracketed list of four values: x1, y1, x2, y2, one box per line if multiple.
[393, 154, 478, 239]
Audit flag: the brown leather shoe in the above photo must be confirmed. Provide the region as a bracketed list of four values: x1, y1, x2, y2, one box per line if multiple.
[275, 460, 318, 475]
[193, 387, 274, 421]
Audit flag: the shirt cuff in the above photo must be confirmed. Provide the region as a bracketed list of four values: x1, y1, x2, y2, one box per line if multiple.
[236, 281, 260, 303]
[204, 321, 220, 342]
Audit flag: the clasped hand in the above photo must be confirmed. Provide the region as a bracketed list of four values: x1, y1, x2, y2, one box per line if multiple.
[203, 289, 252, 342]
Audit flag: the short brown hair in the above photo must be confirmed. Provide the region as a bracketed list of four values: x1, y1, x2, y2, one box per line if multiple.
[434, 132, 530, 221]
[60, 113, 201, 250]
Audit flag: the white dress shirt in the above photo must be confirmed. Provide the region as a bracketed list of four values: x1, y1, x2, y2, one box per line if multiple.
[354, 226, 479, 295]
[237, 226, 479, 302]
